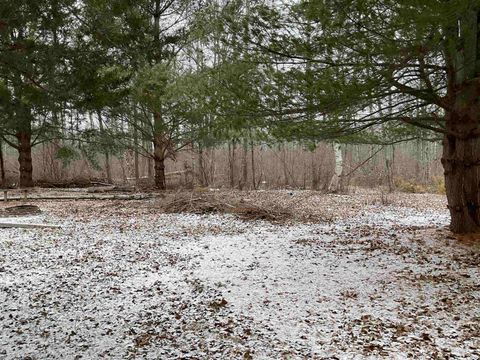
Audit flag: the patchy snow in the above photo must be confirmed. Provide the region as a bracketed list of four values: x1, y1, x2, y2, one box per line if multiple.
[0, 197, 479, 359]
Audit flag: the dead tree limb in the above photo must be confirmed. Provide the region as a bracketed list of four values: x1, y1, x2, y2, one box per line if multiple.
[0, 222, 60, 229]
[0, 194, 153, 202]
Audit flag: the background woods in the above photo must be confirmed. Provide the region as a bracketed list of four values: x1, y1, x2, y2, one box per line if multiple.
[0, 139, 444, 194]
[1, 0, 479, 232]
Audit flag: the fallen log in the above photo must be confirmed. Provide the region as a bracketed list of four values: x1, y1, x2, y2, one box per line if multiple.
[0, 222, 60, 229]
[87, 185, 136, 193]
[0, 194, 154, 202]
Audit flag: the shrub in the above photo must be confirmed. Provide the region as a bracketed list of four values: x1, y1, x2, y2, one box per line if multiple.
[394, 178, 428, 193]
[431, 176, 446, 195]
[394, 176, 446, 194]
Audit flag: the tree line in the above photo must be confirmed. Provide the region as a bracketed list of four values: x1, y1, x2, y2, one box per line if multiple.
[1, 0, 480, 233]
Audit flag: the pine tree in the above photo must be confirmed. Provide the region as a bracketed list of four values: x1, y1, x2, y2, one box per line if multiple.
[81, 0, 205, 189]
[0, 0, 76, 187]
[240, 0, 480, 233]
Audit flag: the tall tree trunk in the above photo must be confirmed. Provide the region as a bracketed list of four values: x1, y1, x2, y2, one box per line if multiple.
[0, 139, 5, 188]
[251, 141, 256, 190]
[153, 156, 166, 190]
[150, 0, 165, 189]
[441, 8, 480, 233]
[240, 139, 248, 190]
[302, 156, 307, 189]
[328, 143, 343, 193]
[153, 110, 166, 190]
[385, 145, 395, 193]
[16, 131, 33, 188]
[311, 150, 320, 190]
[198, 145, 207, 187]
[442, 113, 480, 233]
[97, 111, 112, 183]
[153, 141, 166, 190]
[146, 141, 153, 180]
[281, 145, 289, 187]
[228, 141, 236, 188]
[134, 149, 140, 183]
[133, 113, 140, 183]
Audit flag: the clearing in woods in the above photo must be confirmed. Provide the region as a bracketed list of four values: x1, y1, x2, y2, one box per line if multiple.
[0, 189, 478, 359]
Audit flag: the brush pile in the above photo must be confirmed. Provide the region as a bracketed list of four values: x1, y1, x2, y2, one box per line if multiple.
[162, 192, 293, 223]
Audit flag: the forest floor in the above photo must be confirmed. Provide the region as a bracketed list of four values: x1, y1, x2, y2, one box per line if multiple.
[0, 189, 479, 359]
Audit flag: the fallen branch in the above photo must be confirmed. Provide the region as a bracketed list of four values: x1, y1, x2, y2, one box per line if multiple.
[0, 194, 153, 202]
[0, 222, 60, 229]
[162, 192, 293, 222]
[341, 146, 385, 179]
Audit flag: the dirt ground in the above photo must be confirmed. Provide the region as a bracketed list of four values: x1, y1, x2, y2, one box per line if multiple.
[0, 189, 478, 359]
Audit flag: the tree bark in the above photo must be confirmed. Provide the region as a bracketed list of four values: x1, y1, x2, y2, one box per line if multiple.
[16, 131, 34, 188]
[328, 143, 343, 193]
[152, 106, 168, 190]
[228, 141, 236, 188]
[97, 111, 112, 183]
[440, 8, 480, 233]
[134, 124, 140, 183]
[153, 136, 166, 190]
[385, 145, 395, 193]
[0, 139, 6, 188]
[240, 139, 248, 190]
[442, 118, 480, 233]
[198, 145, 207, 187]
[153, 155, 166, 190]
[251, 141, 256, 190]
[146, 141, 153, 180]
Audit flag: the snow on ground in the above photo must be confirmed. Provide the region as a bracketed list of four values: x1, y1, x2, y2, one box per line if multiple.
[0, 193, 479, 359]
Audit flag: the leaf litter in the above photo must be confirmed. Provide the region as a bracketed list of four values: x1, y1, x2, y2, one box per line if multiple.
[0, 189, 478, 359]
